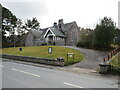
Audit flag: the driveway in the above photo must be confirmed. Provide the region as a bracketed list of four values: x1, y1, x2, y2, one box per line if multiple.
[63, 46, 108, 70]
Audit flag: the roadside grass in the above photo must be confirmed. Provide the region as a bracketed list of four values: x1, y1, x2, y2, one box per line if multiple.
[110, 52, 120, 75]
[1, 46, 84, 66]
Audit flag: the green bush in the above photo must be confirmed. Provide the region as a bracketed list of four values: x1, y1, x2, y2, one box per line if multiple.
[77, 41, 92, 49]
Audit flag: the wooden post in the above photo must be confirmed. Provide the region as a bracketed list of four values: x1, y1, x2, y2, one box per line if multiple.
[103, 58, 106, 62]
[67, 54, 68, 62]
[108, 55, 109, 60]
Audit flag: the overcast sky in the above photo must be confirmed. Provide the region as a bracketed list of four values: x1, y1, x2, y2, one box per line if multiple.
[1, 0, 119, 29]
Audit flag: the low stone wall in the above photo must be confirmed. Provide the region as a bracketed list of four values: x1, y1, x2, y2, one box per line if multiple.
[2, 54, 64, 67]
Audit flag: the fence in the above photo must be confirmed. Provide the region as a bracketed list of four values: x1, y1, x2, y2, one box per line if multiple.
[103, 47, 120, 62]
[99, 47, 120, 74]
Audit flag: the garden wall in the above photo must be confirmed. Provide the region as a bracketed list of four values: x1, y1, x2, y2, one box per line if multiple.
[2, 54, 64, 67]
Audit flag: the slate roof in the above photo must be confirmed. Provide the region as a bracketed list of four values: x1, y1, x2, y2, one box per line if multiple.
[62, 21, 76, 32]
[30, 29, 42, 38]
[30, 21, 76, 38]
[39, 28, 48, 36]
[50, 27, 66, 37]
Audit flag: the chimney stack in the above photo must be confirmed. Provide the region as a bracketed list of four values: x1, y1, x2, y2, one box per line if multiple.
[53, 22, 57, 28]
[58, 19, 64, 30]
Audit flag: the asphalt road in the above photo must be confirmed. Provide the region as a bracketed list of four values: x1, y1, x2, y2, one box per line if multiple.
[63, 46, 108, 70]
[1, 58, 118, 88]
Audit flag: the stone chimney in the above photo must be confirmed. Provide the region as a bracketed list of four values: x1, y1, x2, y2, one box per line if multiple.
[58, 19, 64, 30]
[53, 22, 57, 28]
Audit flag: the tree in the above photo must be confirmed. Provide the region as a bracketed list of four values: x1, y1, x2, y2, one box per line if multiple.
[114, 28, 120, 46]
[16, 19, 26, 36]
[77, 28, 94, 48]
[94, 17, 116, 48]
[2, 6, 17, 47]
[2, 7, 17, 36]
[24, 17, 40, 31]
[15, 19, 27, 46]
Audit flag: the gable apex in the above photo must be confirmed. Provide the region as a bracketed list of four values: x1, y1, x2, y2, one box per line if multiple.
[43, 28, 55, 38]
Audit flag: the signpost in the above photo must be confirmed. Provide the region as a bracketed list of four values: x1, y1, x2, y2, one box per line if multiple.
[48, 47, 52, 54]
[67, 53, 74, 62]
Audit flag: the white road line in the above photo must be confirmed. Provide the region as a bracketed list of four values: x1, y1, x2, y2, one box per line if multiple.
[64, 82, 84, 88]
[0, 65, 4, 67]
[12, 68, 40, 77]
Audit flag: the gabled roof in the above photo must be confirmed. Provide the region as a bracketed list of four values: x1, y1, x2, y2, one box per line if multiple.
[50, 27, 66, 37]
[30, 29, 42, 38]
[62, 21, 76, 32]
[39, 28, 48, 36]
[29, 21, 77, 38]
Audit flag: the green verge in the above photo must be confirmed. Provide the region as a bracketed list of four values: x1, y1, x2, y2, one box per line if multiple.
[1, 46, 84, 66]
[110, 52, 120, 75]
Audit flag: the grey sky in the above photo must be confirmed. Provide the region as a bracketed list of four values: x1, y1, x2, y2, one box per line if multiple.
[1, 0, 119, 29]
[1, 2, 48, 19]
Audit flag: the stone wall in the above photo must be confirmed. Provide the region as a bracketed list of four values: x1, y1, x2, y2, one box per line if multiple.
[25, 32, 46, 46]
[66, 23, 80, 46]
[2, 54, 64, 66]
[25, 32, 34, 46]
[34, 38, 45, 46]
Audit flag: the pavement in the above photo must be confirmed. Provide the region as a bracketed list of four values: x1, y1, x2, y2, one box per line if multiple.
[1, 58, 119, 88]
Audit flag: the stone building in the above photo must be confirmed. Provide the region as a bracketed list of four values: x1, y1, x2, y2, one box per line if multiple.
[25, 19, 80, 46]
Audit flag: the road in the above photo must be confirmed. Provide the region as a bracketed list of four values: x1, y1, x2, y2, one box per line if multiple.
[1, 58, 118, 88]
[63, 46, 108, 70]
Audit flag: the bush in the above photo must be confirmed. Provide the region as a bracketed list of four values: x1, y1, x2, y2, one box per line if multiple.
[108, 66, 120, 75]
[77, 41, 92, 49]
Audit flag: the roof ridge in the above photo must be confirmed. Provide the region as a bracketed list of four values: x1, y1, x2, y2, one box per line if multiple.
[30, 29, 42, 37]
[64, 21, 75, 25]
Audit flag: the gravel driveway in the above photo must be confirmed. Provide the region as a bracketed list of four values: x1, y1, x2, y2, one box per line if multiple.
[63, 46, 108, 70]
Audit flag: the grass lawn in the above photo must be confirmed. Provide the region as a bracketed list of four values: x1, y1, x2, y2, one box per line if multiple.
[110, 52, 120, 74]
[1, 46, 84, 65]
[111, 52, 120, 69]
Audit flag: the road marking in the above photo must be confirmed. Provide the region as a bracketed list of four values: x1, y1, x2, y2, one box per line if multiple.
[0, 65, 4, 67]
[12, 68, 40, 77]
[64, 82, 84, 88]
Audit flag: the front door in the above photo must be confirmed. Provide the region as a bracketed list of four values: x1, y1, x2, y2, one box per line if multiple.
[48, 35, 54, 45]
